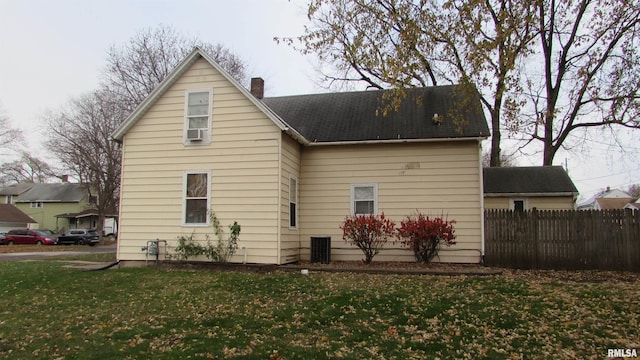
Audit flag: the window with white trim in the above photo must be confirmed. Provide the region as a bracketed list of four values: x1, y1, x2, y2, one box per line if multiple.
[184, 89, 212, 144]
[289, 176, 298, 228]
[511, 198, 526, 212]
[184, 171, 210, 225]
[351, 184, 378, 215]
[30, 202, 43, 208]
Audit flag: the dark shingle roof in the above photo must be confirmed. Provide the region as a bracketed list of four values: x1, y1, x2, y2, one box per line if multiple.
[483, 166, 578, 195]
[0, 183, 33, 196]
[2, 183, 87, 203]
[262, 85, 489, 143]
[0, 204, 36, 223]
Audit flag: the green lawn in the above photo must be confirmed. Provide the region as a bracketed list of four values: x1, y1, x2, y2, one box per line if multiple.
[0, 256, 637, 359]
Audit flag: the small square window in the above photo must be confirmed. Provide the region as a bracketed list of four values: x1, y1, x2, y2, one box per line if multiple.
[512, 199, 526, 212]
[351, 184, 378, 215]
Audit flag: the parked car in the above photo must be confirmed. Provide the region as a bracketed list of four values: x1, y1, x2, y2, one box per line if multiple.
[0, 232, 6, 245]
[4, 229, 58, 245]
[57, 229, 100, 246]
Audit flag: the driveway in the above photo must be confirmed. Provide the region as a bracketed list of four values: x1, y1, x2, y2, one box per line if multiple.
[0, 243, 116, 261]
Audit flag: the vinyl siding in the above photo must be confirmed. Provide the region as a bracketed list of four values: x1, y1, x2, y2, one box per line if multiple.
[118, 58, 281, 263]
[299, 141, 484, 263]
[279, 134, 302, 264]
[484, 196, 576, 210]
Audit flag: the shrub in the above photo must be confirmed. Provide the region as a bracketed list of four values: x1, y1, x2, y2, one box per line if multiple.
[397, 213, 456, 263]
[174, 233, 205, 261]
[173, 212, 241, 262]
[203, 213, 241, 263]
[340, 213, 396, 264]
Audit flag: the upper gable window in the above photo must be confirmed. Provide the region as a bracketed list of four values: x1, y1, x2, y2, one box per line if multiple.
[184, 89, 212, 145]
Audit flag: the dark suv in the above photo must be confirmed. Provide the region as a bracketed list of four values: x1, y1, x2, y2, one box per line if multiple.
[57, 229, 100, 246]
[5, 229, 58, 245]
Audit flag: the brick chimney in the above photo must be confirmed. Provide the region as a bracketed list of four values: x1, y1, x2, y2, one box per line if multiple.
[250, 77, 264, 99]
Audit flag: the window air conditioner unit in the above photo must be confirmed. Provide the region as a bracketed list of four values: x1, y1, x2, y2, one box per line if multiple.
[187, 128, 204, 141]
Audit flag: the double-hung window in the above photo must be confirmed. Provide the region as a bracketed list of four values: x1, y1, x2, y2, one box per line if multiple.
[351, 184, 378, 215]
[185, 89, 212, 144]
[289, 176, 298, 228]
[184, 171, 210, 225]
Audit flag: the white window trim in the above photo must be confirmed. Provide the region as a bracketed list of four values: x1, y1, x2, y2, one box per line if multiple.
[30, 202, 43, 208]
[289, 175, 298, 229]
[350, 183, 378, 216]
[184, 88, 213, 146]
[182, 170, 212, 227]
[510, 198, 528, 212]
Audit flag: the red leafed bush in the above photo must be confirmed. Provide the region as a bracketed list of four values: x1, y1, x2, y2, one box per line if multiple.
[397, 213, 456, 263]
[340, 213, 396, 264]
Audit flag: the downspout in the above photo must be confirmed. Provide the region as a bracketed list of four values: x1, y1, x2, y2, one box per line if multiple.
[478, 141, 486, 265]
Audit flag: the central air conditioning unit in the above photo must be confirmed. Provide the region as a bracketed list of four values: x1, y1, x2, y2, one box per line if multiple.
[186, 128, 204, 141]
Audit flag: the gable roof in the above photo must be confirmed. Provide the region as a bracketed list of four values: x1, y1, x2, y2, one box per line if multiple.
[596, 197, 636, 210]
[112, 47, 488, 145]
[262, 86, 488, 143]
[0, 183, 33, 196]
[111, 47, 306, 144]
[3, 183, 87, 203]
[0, 204, 36, 223]
[483, 166, 579, 196]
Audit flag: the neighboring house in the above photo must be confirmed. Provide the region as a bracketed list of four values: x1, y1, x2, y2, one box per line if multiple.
[0, 183, 94, 232]
[0, 204, 38, 232]
[483, 166, 579, 211]
[112, 47, 489, 265]
[623, 200, 640, 212]
[56, 209, 118, 234]
[578, 187, 634, 210]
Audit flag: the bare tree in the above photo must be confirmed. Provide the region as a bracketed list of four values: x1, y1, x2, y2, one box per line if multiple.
[0, 104, 23, 153]
[102, 24, 248, 114]
[45, 91, 123, 235]
[282, 0, 537, 166]
[627, 184, 640, 198]
[520, 0, 640, 165]
[0, 151, 57, 186]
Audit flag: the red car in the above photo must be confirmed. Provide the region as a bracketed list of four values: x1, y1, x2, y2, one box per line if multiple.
[4, 229, 58, 245]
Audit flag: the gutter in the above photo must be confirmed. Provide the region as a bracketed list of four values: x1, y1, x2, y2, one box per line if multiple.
[305, 136, 488, 147]
[484, 192, 579, 197]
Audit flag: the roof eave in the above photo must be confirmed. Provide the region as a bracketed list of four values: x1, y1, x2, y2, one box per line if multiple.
[484, 191, 579, 197]
[305, 135, 487, 146]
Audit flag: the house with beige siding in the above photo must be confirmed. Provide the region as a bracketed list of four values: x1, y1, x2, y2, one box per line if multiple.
[112, 47, 489, 265]
[483, 166, 579, 211]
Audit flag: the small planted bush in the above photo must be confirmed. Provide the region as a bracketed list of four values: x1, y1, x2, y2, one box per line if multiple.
[174, 233, 205, 261]
[340, 213, 396, 264]
[173, 212, 241, 262]
[203, 213, 241, 263]
[397, 212, 456, 263]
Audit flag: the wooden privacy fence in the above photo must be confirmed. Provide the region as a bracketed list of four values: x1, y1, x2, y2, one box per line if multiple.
[484, 209, 640, 271]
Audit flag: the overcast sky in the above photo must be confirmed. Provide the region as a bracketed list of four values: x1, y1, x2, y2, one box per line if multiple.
[1, 0, 639, 201]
